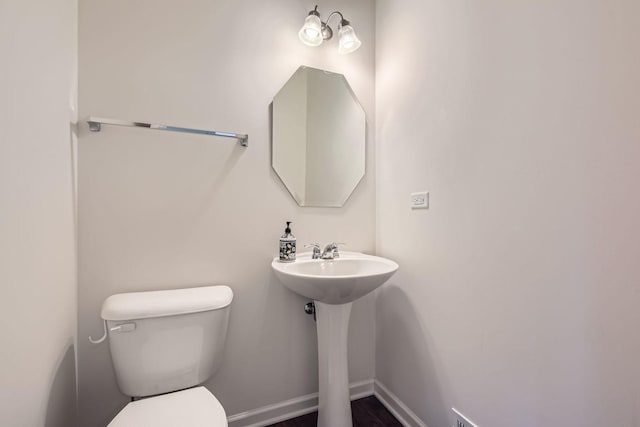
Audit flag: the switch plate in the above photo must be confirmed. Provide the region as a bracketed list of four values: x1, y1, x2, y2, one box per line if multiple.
[452, 408, 478, 427]
[410, 191, 429, 209]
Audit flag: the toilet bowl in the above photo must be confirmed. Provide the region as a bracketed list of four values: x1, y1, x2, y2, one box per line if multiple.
[108, 387, 227, 427]
[97, 285, 233, 426]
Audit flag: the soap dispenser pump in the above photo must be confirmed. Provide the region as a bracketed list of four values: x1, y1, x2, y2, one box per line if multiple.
[279, 221, 296, 262]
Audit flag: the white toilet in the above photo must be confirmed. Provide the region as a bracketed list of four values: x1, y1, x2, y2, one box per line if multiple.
[99, 285, 233, 426]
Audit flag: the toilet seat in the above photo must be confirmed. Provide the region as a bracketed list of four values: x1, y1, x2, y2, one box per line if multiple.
[108, 386, 227, 427]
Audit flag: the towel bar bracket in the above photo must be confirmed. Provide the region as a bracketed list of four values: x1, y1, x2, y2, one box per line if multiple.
[88, 120, 101, 132]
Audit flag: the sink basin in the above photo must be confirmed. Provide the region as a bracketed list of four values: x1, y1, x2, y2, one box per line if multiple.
[271, 251, 399, 304]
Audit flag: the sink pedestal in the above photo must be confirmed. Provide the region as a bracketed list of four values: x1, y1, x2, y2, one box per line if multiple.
[315, 301, 353, 427]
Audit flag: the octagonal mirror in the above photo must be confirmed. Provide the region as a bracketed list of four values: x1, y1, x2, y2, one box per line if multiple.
[272, 66, 366, 207]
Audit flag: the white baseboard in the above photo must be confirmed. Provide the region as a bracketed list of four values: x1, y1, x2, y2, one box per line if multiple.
[350, 378, 376, 400]
[227, 379, 374, 427]
[373, 380, 429, 427]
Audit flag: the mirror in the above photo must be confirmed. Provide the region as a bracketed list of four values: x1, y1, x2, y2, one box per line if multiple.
[272, 66, 366, 207]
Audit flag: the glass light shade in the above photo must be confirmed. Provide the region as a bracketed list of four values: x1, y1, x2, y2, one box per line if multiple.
[338, 24, 361, 54]
[299, 14, 323, 47]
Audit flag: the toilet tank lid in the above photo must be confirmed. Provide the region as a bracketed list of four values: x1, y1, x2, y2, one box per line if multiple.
[101, 285, 233, 321]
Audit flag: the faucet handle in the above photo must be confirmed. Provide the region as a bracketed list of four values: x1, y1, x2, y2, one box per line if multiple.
[330, 242, 346, 258]
[324, 242, 345, 248]
[305, 243, 322, 258]
[324, 242, 346, 258]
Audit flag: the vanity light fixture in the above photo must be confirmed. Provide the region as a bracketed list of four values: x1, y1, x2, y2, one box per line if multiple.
[298, 5, 361, 54]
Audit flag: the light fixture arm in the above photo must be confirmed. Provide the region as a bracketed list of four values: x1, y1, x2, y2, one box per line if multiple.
[321, 11, 349, 41]
[324, 11, 345, 26]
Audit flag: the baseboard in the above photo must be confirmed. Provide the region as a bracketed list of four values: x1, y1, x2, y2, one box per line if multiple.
[350, 378, 376, 400]
[373, 380, 429, 427]
[227, 379, 374, 427]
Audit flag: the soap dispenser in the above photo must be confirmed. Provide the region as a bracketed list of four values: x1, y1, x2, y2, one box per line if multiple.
[279, 221, 296, 262]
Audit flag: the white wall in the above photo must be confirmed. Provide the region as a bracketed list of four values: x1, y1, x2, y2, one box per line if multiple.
[0, 1, 78, 426]
[77, 0, 375, 426]
[375, 1, 640, 426]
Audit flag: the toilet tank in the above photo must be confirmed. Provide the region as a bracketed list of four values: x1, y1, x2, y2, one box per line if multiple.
[101, 285, 233, 398]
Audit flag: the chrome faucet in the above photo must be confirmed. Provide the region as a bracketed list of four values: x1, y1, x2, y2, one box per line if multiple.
[305, 242, 344, 259]
[321, 242, 343, 259]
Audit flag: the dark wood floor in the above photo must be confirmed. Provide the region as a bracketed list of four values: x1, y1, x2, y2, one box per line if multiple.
[266, 396, 402, 427]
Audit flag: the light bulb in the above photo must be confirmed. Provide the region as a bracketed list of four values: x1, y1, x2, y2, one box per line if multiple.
[299, 13, 323, 47]
[338, 24, 361, 54]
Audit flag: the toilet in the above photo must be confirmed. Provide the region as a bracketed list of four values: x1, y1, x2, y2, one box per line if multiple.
[99, 285, 233, 426]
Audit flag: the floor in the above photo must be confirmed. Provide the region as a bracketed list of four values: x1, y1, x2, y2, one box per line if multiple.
[265, 396, 403, 427]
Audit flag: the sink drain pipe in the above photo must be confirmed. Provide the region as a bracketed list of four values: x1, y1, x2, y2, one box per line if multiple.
[305, 301, 316, 322]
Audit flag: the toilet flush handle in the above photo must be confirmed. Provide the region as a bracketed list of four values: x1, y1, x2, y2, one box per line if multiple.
[110, 323, 136, 333]
[89, 321, 136, 344]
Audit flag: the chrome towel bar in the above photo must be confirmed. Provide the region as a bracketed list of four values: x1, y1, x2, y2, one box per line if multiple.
[87, 116, 248, 147]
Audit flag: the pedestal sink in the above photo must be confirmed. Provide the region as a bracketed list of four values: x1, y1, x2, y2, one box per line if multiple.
[271, 252, 399, 427]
